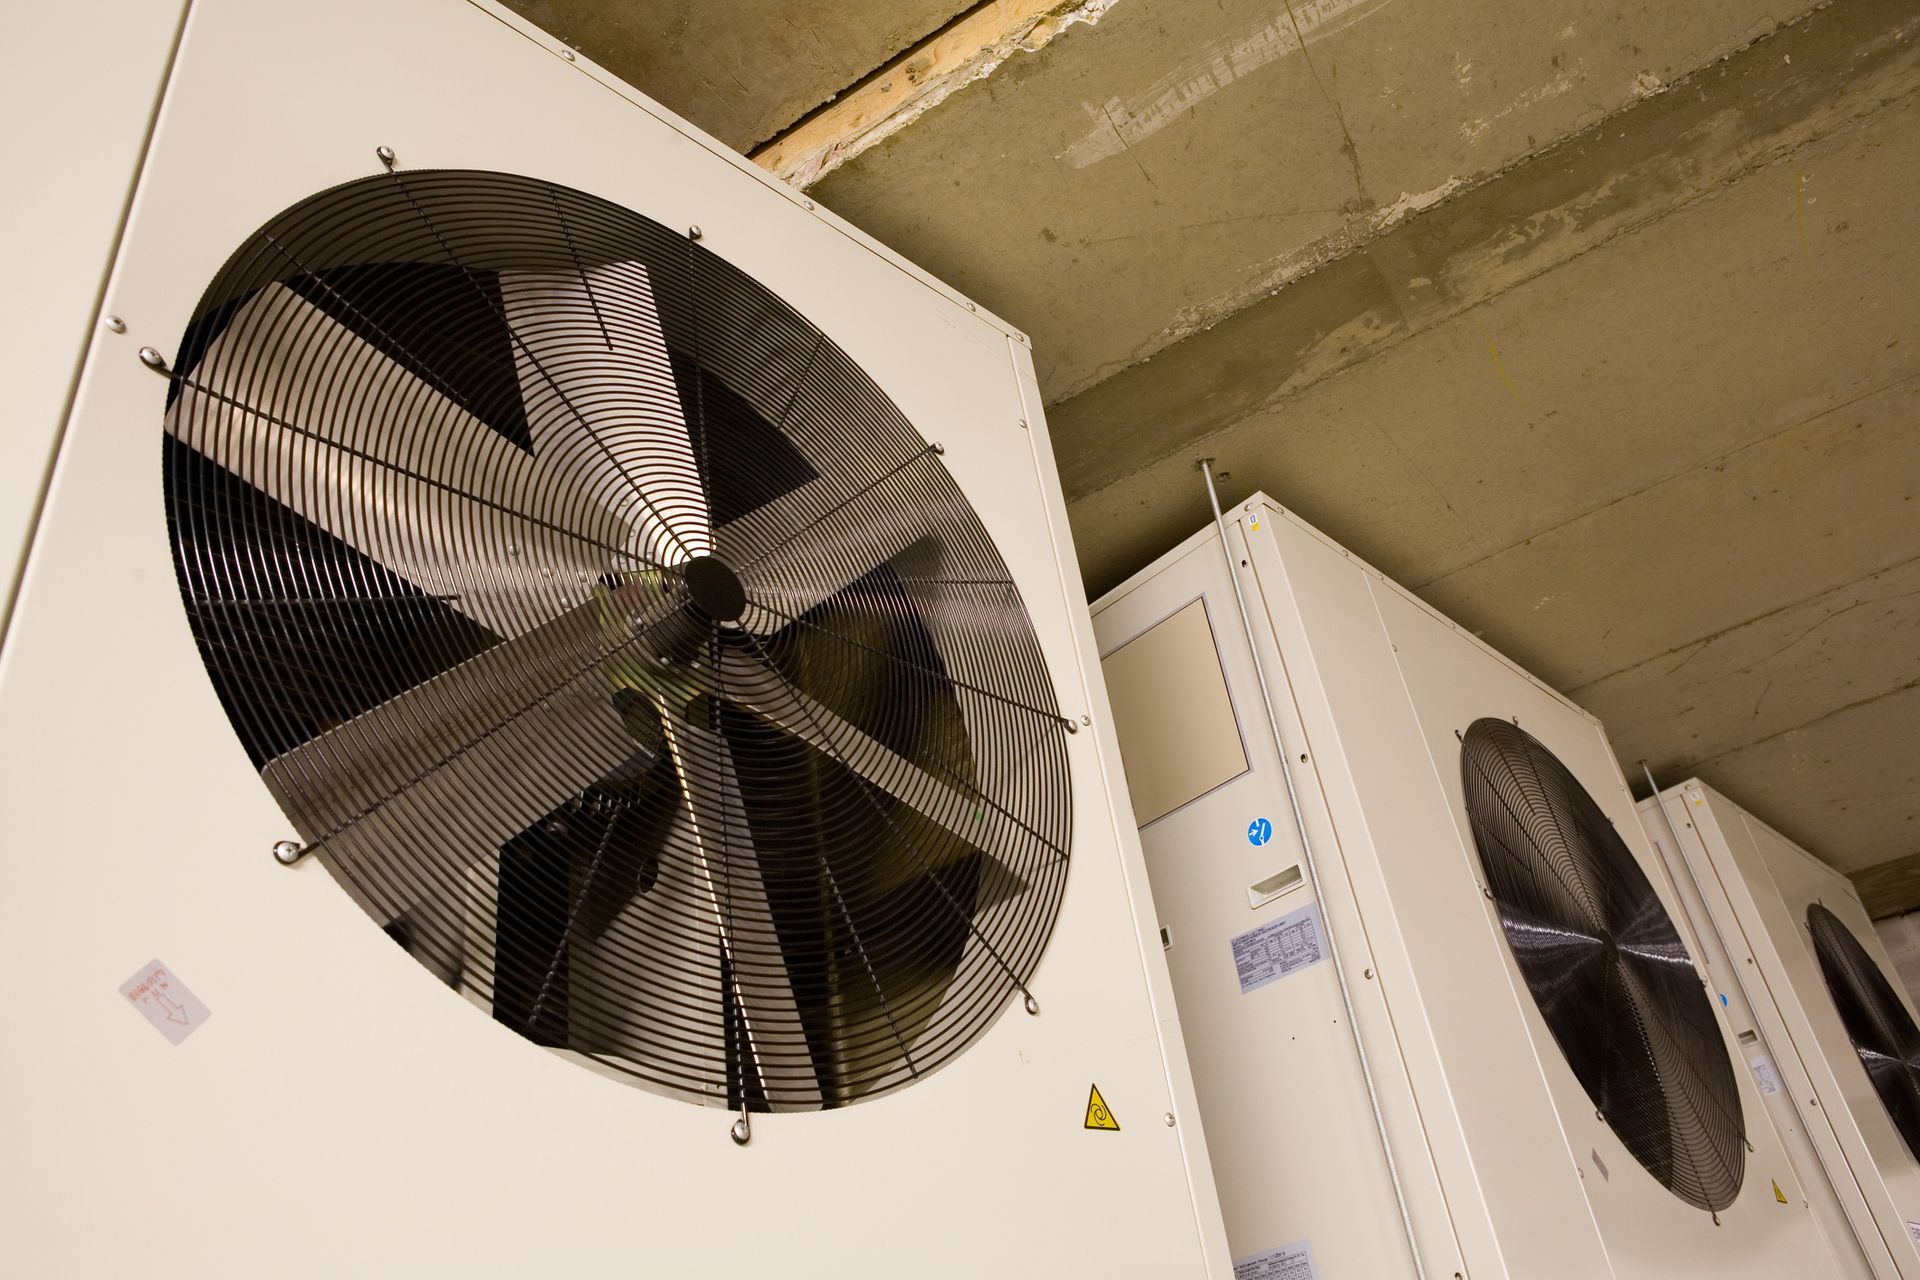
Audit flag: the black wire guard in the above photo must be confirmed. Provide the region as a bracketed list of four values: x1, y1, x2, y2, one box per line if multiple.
[1460, 718, 1746, 1211]
[163, 170, 1072, 1111]
[1806, 902, 1920, 1162]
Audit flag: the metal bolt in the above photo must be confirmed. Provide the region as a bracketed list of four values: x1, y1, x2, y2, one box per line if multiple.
[1363, 968, 1374, 979]
[375, 145, 396, 170]
[1022, 993, 1040, 1016]
[104, 315, 126, 334]
[1080, 714, 1091, 726]
[1164, 1112, 1176, 1127]
[560, 47, 576, 61]
[965, 301, 977, 311]
[1063, 719, 1079, 734]
[272, 840, 306, 866]
[729, 1116, 751, 1145]
[802, 198, 815, 211]
[930, 441, 945, 455]
[1017, 419, 1028, 430]
[137, 346, 169, 374]
[687, 225, 703, 241]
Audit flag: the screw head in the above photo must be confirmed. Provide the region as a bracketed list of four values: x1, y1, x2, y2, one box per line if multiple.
[729, 1116, 751, 1145]
[104, 315, 126, 334]
[802, 198, 815, 211]
[375, 144, 396, 169]
[560, 47, 576, 61]
[1080, 714, 1092, 726]
[1164, 1112, 1176, 1127]
[929, 441, 945, 455]
[272, 840, 306, 866]
[687, 225, 703, 241]
[965, 301, 977, 312]
[1022, 992, 1040, 1016]
[137, 346, 168, 373]
[1063, 719, 1079, 735]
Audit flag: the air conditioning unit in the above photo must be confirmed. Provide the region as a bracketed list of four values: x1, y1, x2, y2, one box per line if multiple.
[0, 1, 1231, 1273]
[1090, 489, 1846, 1279]
[1639, 779, 1920, 1277]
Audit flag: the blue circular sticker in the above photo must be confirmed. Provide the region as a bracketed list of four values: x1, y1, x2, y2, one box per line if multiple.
[1247, 817, 1273, 847]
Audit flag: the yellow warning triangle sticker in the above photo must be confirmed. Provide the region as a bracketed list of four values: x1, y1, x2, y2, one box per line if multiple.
[1085, 1083, 1121, 1131]
[1773, 1179, 1789, 1204]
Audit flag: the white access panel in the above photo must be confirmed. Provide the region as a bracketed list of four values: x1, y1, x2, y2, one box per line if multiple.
[0, 0, 1229, 1274]
[1641, 781, 1920, 1277]
[1094, 494, 1845, 1279]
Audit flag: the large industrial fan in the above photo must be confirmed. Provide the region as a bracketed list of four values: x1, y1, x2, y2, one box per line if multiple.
[1809, 904, 1920, 1162]
[162, 168, 1068, 1114]
[1092, 494, 1841, 1278]
[1639, 780, 1920, 1277]
[0, 1, 1228, 1274]
[1461, 718, 1745, 1211]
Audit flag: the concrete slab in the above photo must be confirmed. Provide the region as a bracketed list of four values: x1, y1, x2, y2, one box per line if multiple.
[810, 0, 1815, 403]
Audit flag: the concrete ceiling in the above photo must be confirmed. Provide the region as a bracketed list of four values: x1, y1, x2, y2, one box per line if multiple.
[527, 0, 1920, 911]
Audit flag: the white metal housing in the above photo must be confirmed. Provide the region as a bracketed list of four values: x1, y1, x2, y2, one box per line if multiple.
[0, 1, 1229, 1273]
[1640, 780, 1920, 1277]
[1091, 493, 1846, 1279]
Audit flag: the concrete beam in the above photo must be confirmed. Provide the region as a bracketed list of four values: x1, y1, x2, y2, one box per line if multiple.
[1050, 0, 1920, 519]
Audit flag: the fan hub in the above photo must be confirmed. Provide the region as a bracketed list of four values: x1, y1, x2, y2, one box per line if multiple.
[683, 555, 747, 624]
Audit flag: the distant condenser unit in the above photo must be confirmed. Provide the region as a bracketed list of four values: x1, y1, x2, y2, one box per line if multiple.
[1091, 493, 1846, 1279]
[1640, 780, 1920, 1278]
[0, 1, 1229, 1273]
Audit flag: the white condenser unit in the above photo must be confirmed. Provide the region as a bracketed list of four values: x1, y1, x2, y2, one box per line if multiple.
[0, 1, 1232, 1273]
[1639, 779, 1920, 1277]
[1090, 489, 1849, 1279]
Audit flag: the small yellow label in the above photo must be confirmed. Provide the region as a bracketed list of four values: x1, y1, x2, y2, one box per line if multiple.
[1773, 1179, 1789, 1204]
[1084, 1083, 1120, 1131]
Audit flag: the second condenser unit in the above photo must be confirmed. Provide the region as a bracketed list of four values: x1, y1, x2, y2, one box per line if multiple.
[1091, 490, 1848, 1279]
[1640, 780, 1920, 1278]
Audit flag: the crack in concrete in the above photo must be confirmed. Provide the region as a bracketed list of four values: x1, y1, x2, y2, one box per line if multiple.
[1679, 677, 1920, 771]
[1279, 0, 1372, 206]
[1409, 368, 1920, 592]
[1568, 551, 1920, 693]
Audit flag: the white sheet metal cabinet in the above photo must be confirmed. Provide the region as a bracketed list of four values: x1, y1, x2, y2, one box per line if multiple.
[1641, 780, 1920, 1278]
[0, 0, 1231, 1273]
[1092, 493, 1846, 1279]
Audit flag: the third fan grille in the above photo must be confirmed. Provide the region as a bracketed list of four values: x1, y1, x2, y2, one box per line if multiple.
[1460, 718, 1747, 1211]
[161, 169, 1072, 1114]
[1807, 902, 1920, 1161]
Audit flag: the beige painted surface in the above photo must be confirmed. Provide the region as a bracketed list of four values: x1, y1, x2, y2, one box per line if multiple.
[1101, 597, 1249, 825]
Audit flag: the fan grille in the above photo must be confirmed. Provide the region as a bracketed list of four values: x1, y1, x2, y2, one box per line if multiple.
[1460, 719, 1745, 1210]
[1806, 902, 1920, 1160]
[163, 169, 1071, 1111]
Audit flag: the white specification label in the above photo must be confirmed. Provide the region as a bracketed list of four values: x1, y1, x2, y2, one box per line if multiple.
[1906, 1220, 1920, 1248]
[1231, 901, 1326, 995]
[1234, 1239, 1317, 1280]
[1749, 1054, 1782, 1096]
[120, 959, 210, 1045]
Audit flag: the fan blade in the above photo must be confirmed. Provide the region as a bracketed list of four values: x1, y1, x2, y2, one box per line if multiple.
[718, 477, 935, 627]
[499, 264, 713, 566]
[168, 283, 630, 637]
[658, 712, 821, 1104]
[709, 647, 1036, 898]
[261, 584, 690, 924]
